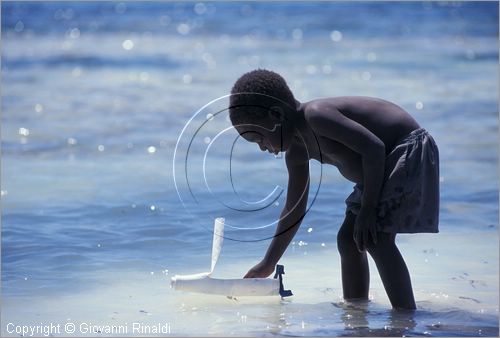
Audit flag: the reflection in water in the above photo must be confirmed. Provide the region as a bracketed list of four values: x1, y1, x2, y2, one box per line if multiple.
[190, 296, 500, 336]
[334, 299, 418, 336]
[336, 299, 370, 330]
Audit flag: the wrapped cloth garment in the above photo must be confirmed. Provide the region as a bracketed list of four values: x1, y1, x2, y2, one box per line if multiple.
[345, 128, 440, 233]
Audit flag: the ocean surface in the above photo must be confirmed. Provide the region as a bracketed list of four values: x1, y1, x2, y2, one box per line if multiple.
[1, 1, 499, 336]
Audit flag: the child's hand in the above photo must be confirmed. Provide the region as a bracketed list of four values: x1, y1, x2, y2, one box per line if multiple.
[243, 260, 275, 278]
[353, 207, 378, 252]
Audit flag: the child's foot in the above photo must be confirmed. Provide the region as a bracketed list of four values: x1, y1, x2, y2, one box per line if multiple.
[332, 298, 370, 312]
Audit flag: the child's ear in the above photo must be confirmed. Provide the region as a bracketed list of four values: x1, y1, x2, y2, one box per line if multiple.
[269, 106, 285, 122]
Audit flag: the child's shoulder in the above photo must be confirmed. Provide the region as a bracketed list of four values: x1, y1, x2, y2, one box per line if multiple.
[301, 97, 351, 124]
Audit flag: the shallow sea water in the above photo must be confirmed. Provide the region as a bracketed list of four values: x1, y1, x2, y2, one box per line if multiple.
[1, 2, 499, 336]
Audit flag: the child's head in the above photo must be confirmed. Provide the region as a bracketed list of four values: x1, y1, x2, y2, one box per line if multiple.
[229, 69, 298, 154]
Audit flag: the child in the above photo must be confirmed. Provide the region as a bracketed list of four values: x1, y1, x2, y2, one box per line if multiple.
[229, 69, 439, 310]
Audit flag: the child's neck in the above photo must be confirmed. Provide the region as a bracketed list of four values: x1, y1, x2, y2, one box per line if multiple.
[292, 100, 317, 150]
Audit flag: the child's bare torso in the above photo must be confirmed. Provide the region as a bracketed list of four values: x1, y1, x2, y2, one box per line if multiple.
[288, 96, 421, 184]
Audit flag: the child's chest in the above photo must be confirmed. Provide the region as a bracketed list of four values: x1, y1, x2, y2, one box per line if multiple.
[312, 136, 364, 183]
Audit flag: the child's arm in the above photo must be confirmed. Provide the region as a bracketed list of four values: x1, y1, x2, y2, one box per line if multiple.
[306, 104, 385, 251]
[244, 155, 310, 278]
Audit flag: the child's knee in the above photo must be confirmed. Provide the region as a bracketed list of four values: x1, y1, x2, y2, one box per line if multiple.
[337, 217, 357, 256]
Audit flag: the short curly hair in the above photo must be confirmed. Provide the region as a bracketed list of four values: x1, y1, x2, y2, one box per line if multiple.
[229, 69, 296, 126]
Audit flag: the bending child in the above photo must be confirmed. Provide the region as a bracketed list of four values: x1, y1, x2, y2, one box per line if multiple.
[229, 69, 439, 310]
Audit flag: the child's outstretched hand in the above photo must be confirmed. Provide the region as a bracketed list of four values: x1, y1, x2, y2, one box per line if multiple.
[353, 207, 378, 252]
[243, 260, 275, 278]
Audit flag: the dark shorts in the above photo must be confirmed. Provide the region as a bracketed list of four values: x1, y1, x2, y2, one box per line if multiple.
[345, 128, 440, 234]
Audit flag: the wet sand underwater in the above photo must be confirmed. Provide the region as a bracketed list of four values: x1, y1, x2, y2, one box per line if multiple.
[2, 230, 498, 336]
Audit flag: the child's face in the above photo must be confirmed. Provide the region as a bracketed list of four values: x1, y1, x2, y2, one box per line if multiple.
[240, 128, 280, 155]
[236, 116, 294, 155]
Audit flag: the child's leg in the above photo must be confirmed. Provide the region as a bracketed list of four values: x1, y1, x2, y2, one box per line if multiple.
[337, 211, 370, 300]
[366, 233, 416, 310]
